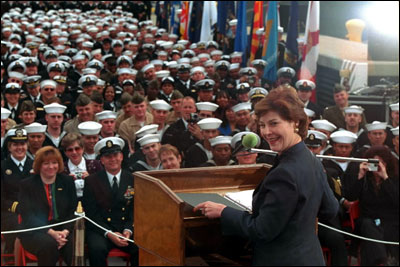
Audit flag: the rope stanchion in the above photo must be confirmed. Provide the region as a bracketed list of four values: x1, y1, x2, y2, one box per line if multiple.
[318, 222, 399, 245]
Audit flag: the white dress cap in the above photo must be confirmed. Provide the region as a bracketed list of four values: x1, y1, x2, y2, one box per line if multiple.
[344, 105, 364, 114]
[142, 63, 155, 73]
[232, 102, 252, 113]
[94, 136, 125, 156]
[1, 108, 11, 120]
[330, 130, 357, 144]
[25, 122, 47, 133]
[209, 136, 233, 147]
[95, 111, 117, 121]
[150, 100, 172, 111]
[135, 124, 159, 139]
[295, 80, 316, 90]
[40, 79, 57, 89]
[311, 119, 337, 132]
[391, 126, 399, 136]
[78, 121, 102, 135]
[155, 70, 170, 79]
[190, 66, 205, 76]
[277, 67, 296, 78]
[249, 88, 268, 99]
[307, 130, 328, 141]
[197, 118, 222, 130]
[196, 102, 219, 112]
[137, 134, 161, 147]
[390, 102, 399, 111]
[365, 121, 387, 132]
[231, 131, 261, 149]
[304, 108, 316, 118]
[229, 19, 238, 26]
[43, 103, 67, 114]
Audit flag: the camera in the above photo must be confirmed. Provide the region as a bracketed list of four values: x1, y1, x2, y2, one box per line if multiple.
[75, 172, 83, 179]
[187, 113, 200, 124]
[367, 163, 378, 172]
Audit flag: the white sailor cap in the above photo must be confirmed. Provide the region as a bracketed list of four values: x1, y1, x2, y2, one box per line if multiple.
[229, 19, 238, 26]
[40, 79, 57, 89]
[307, 130, 328, 142]
[7, 71, 25, 80]
[344, 105, 364, 114]
[330, 130, 357, 144]
[210, 50, 223, 56]
[161, 41, 174, 50]
[72, 54, 85, 61]
[135, 124, 159, 138]
[78, 121, 102, 135]
[190, 57, 200, 64]
[296, 80, 315, 91]
[231, 131, 261, 149]
[210, 136, 233, 147]
[232, 102, 252, 113]
[249, 87, 268, 100]
[311, 119, 337, 132]
[111, 39, 123, 47]
[215, 60, 230, 69]
[137, 133, 161, 147]
[390, 102, 399, 111]
[150, 100, 172, 111]
[196, 102, 219, 112]
[195, 79, 215, 91]
[79, 75, 98, 87]
[157, 50, 168, 57]
[82, 41, 94, 48]
[277, 67, 296, 78]
[82, 68, 97, 75]
[198, 53, 210, 60]
[94, 136, 125, 156]
[95, 111, 117, 121]
[177, 40, 189, 46]
[236, 83, 251, 93]
[304, 108, 316, 118]
[251, 59, 267, 68]
[229, 63, 240, 71]
[239, 67, 257, 76]
[177, 58, 191, 65]
[151, 59, 163, 66]
[142, 63, 155, 73]
[190, 66, 205, 76]
[117, 68, 136, 76]
[391, 127, 399, 136]
[155, 70, 170, 79]
[278, 26, 284, 33]
[25, 122, 47, 133]
[230, 51, 243, 58]
[203, 59, 215, 67]
[365, 121, 387, 132]
[167, 61, 179, 69]
[197, 118, 222, 130]
[43, 103, 67, 114]
[1, 108, 11, 120]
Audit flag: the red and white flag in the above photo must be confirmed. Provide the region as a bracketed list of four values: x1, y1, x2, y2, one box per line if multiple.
[300, 1, 319, 102]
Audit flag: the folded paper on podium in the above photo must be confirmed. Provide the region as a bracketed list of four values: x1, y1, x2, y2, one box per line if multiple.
[134, 164, 270, 266]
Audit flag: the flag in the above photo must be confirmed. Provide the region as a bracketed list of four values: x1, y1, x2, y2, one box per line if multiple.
[250, 1, 264, 62]
[156, 2, 170, 31]
[188, 1, 204, 43]
[200, 1, 218, 42]
[217, 1, 235, 36]
[300, 1, 320, 102]
[262, 1, 278, 81]
[179, 1, 189, 40]
[234, 1, 247, 67]
[284, 1, 299, 69]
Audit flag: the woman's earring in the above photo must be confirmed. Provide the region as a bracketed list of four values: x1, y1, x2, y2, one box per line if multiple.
[295, 128, 299, 133]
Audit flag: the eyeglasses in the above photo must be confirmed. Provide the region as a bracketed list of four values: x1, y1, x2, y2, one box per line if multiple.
[43, 88, 55, 92]
[66, 146, 82, 153]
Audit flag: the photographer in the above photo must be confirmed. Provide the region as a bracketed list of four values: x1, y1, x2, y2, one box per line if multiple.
[162, 97, 202, 161]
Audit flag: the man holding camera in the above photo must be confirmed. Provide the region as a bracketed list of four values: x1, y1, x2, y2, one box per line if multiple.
[162, 97, 202, 160]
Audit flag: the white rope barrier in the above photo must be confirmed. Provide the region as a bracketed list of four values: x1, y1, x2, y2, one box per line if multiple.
[2, 214, 398, 246]
[318, 222, 399, 245]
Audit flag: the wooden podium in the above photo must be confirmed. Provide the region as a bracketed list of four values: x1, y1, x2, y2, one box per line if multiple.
[134, 164, 271, 266]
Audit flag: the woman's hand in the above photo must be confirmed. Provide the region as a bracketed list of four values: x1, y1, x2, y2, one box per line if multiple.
[48, 229, 69, 249]
[107, 231, 129, 247]
[375, 161, 389, 180]
[358, 162, 369, 180]
[193, 201, 227, 219]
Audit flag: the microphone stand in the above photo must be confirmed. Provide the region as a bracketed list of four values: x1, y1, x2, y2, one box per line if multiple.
[249, 148, 379, 164]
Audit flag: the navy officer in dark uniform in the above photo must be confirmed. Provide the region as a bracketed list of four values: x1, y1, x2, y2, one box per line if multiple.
[83, 137, 138, 266]
[1, 129, 33, 254]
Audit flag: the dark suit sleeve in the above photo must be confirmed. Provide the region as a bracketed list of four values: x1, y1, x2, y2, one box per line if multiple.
[221, 168, 299, 242]
[317, 168, 340, 220]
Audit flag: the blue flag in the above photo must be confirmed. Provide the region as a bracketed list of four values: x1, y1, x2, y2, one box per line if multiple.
[217, 1, 235, 36]
[284, 1, 299, 69]
[188, 1, 203, 43]
[262, 1, 278, 81]
[234, 1, 247, 67]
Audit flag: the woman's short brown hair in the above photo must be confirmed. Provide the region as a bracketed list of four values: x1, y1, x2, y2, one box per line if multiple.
[158, 144, 181, 159]
[33, 146, 64, 174]
[254, 85, 308, 139]
[61, 133, 83, 150]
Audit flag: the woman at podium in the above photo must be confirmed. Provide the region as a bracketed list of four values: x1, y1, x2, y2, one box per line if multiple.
[195, 86, 339, 265]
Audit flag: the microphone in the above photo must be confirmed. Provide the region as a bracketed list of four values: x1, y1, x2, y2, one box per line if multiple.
[232, 133, 261, 156]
